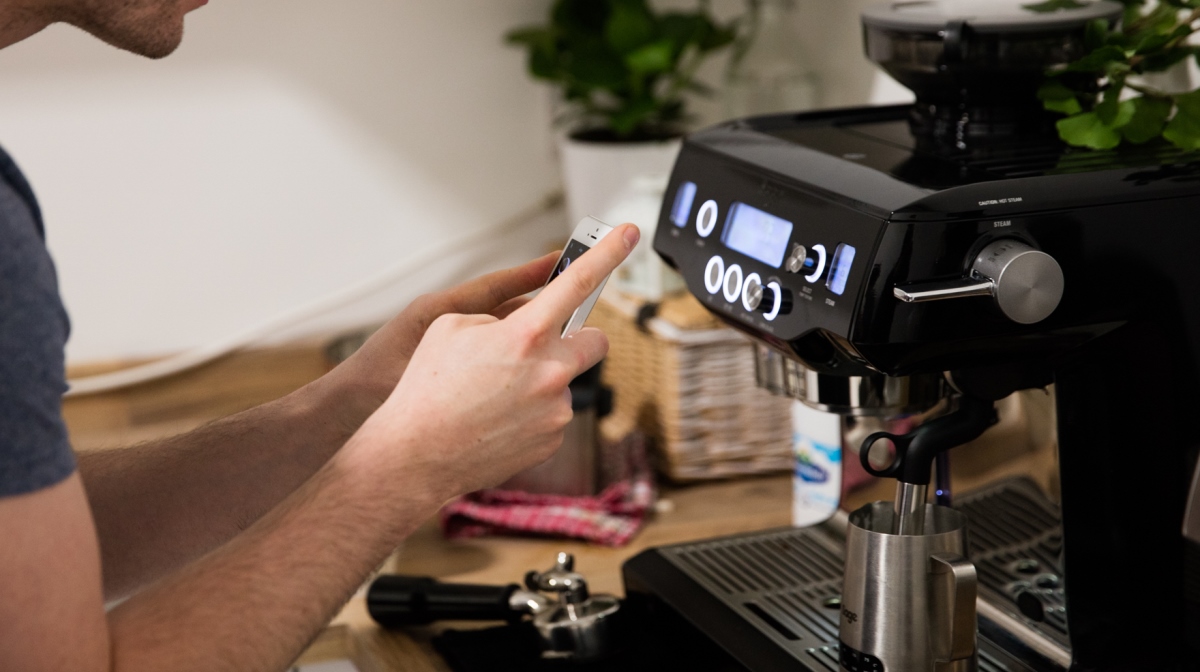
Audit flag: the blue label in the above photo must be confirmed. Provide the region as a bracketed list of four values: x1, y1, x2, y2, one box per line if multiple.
[793, 438, 841, 463]
[796, 462, 829, 483]
[811, 440, 841, 462]
[795, 452, 829, 483]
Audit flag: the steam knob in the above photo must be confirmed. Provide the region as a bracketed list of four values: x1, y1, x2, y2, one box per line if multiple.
[893, 240, 1064, 324]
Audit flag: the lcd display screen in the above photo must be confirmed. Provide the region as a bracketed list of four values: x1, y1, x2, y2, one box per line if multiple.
[670, 181, 697, 227]
[720, 202, 793, 268]
[827, 243, 857, 296]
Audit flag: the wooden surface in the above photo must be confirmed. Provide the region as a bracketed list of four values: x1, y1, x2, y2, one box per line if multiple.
[64, 344, 1058, 672]
[302, 473, 796, 671]
[65, 342, 334, 452]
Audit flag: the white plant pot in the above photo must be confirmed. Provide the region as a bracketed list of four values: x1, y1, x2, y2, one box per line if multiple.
[558, 133, 682, 232]
[558, 133, 684, 302]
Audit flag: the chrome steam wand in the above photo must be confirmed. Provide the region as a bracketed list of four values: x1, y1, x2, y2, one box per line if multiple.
[860, 395, 998, 535]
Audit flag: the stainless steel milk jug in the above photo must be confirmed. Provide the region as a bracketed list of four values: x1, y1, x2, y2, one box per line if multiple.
[839, 502, 978, 672]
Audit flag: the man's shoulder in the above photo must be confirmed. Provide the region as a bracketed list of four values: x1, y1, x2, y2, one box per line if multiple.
[0, 145, 44, 238]
[0, 144, 75, 499]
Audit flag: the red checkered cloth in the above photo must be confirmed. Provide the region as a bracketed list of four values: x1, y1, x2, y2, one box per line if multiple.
[439, 434, 655, 547]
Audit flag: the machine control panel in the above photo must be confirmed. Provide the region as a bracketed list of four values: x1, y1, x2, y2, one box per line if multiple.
[657, 168, 878, 341]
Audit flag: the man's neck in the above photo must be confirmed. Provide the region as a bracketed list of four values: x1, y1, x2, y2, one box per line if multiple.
[0, 3, 52, 51]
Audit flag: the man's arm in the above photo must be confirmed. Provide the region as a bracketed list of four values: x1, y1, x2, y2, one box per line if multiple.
[3, 425, 443, 672]
[78, 253, 558, 599]
[1, 224, 638, 672]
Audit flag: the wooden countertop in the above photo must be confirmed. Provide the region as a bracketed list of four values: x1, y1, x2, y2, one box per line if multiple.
[303, 473, 796, 671]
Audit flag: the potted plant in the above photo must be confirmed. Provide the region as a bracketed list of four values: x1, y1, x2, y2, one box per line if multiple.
[507, 0, 743, 233]
[1036, 0, 1200, 150]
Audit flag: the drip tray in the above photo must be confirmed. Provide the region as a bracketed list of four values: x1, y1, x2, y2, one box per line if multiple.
[630, 476, 1068, 672]
[957, 478, 1068, 647]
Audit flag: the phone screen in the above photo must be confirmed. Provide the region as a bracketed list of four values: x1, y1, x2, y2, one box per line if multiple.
[547, 239, 593, 286]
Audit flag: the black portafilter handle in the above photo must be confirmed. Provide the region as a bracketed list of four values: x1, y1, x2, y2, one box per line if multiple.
[367, 575, 521, 627]
[860, 395, 998, 485]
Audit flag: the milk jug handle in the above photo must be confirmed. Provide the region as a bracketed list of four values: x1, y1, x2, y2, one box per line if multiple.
[929, 552, 978, 662]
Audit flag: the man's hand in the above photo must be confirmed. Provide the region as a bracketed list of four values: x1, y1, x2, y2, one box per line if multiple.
[349, 223, 640, 501]
[77, 236, 613, 600]
[4, 227, 639, 672]
[316, 251, 559, 438]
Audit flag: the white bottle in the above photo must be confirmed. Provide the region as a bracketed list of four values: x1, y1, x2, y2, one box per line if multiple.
[601, 175, 685, 301]
[791, 400, 842, 527]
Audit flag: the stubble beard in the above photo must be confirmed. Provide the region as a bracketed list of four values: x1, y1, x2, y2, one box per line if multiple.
[58, 0, 186, 59]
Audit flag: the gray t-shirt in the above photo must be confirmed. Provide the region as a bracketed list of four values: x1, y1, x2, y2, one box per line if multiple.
[0, 146, 75, 497]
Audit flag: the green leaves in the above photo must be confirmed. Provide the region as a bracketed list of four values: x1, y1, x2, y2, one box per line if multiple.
[1056, 102, 1135, 149]
[504, 0, 740, 139]
[625, 40, 674, 74]
[1042, 0, 1200, 149]
[1095, 80, 1127, 124]
[1063, 45, 1128, 73]
[1122, 96, 1173, 143]
[605, 0, 654, 54]
[1164, 89, 1200, 148]
[1023, 0, 1089, 11]
[1037, 81, 1082, 115]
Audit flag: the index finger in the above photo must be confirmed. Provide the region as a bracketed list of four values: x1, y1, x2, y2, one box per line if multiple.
[515, 223, 639, 329]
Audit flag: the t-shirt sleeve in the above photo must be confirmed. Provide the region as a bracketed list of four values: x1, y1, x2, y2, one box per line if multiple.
[0, 168, 75, 498]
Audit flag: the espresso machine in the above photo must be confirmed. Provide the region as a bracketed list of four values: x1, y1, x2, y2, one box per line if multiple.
[622, 1, 1200, 670]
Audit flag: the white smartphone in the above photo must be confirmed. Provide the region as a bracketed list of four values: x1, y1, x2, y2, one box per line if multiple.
[545, 216, 615, 337]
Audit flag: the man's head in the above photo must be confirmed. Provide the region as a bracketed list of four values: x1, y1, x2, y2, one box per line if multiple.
[8, 0, 207, 59]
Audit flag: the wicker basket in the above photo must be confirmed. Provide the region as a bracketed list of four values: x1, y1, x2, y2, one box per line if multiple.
[592, 291, 793, 481]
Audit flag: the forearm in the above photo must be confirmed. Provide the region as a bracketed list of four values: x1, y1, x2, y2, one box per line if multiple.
[78, 376, 364, 599]
[106, 431, 440, 672]
[0, 243, 629, 672]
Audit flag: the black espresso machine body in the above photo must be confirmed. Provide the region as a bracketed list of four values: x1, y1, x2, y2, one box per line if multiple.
[638, 104, 1200, 671]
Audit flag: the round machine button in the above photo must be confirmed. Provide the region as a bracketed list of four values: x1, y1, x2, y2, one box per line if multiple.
[704, 255, 725, 295]
[762, 281, 793, 321]
[742, 273, 764, 311]
[696, 199, 718, 237]
[722, 263, 744, 303]
[804, 244, 827, 283]
[784, 244, 808, 274]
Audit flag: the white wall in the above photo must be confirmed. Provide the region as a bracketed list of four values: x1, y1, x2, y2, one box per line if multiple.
[0, 1, 562, 363]
[0, 0, 901, 364]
